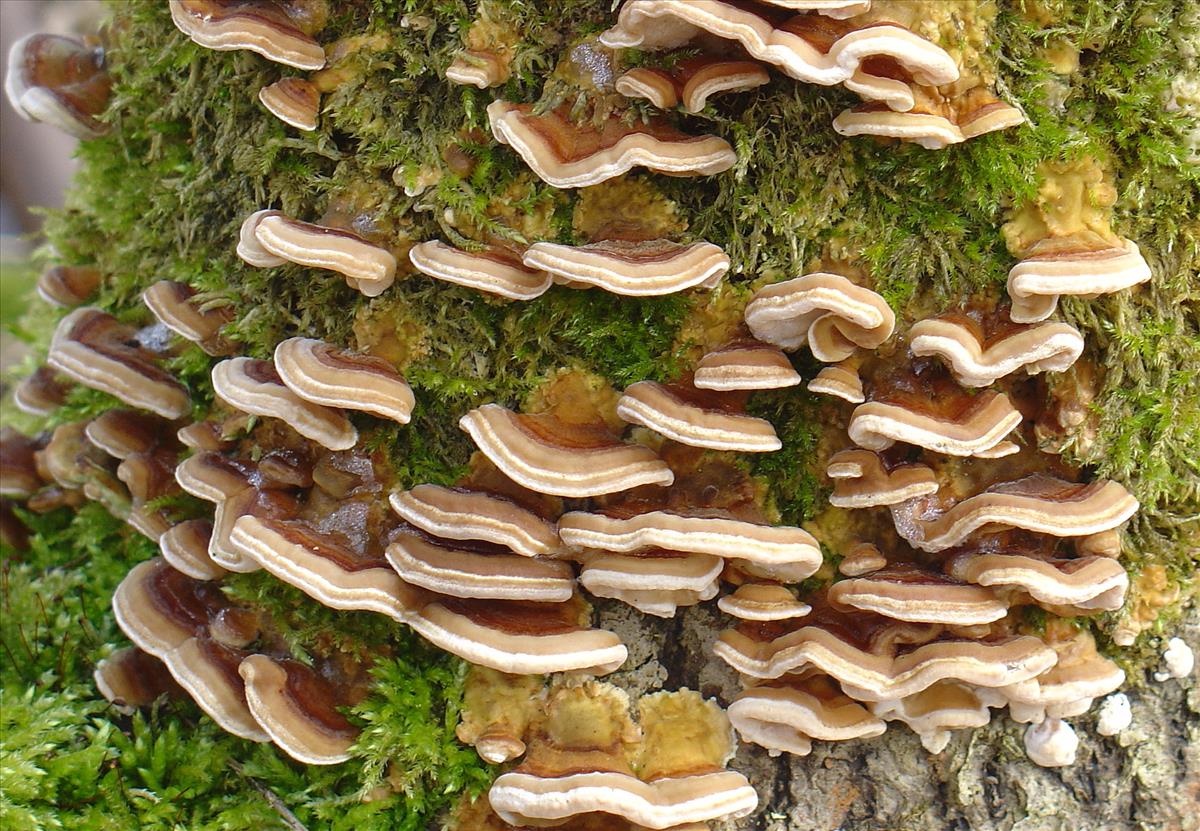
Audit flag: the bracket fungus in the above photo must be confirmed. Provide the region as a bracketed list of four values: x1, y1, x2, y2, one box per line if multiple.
[728, 676, 886, 756]
[908, 309, 1084, 387]
[273, 338, 414, 424]
[600, 1, 959, 112]
[385, 527, 575, 602]
[838, 541, 888, 576]
[827, 565, 1010, 626]
[615, 59, 770, 113]
[238, 654, 359, 765]
[236, 209, 288, 267]
[211, 357, 357, 450]
[160, 518, 227, 581]
[446, 49, 511, 88]
[488, 683, 757, 830]
[867, 680, 996, 753]
[243, 211, 397, 297]
[169, 0, 327, 70]
[94, 647, 183, 711]
[807, 358, 866, 403]
[409, 240, 553, 300]
[37, 265, 102, 308]
[718, 583, 812, 621]
[694, 340, 801, 391]
[826, 448, 938, 508]
[616, 380, 782, 452]
[744, 272, 895, 359]
[759, 0, 872, 15]
[1006, 238, 1153, 323]
[389, 484, 561, 559]
[459, 403, 674, 498]
[847, 387, 1022, 458]
[258, 77, 319, 131]
[48, 308, 190, 419]
[832, 91, 1025, 149]
[487, 101, 737, 188]
[521, 239, 729, 296]
[14, 367, 71, 416]
[5, 33, 110, 138]
[112, 558, 269, 741]
[890, 474, 1139, 553]
[574, 548, 723, 617]
[142, 280, 236, 356]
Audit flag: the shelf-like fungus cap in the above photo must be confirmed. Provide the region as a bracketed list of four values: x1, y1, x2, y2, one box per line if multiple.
[84, 410, 166, 460]
[94, 647, 183, 711]
[445, 49, 511, 88]
[838, 541, 887, 576]
[14, 367, 71, 416]
[274, 337, 414, 424]
[385, 527, 575, 602]
[176, 420, 237, 452]
[409, 241, 552, 300]
[1003, 623, 1125, 723]
[236, 209, 288, 267]
[945, 545, 1128, 613]
[411, 593, 628, 675]
[826, 448, 937, 508]
[616, 381, 781, 452]
[909, 312, 1084, 387]
[893, 474, 1140, 553]
[559, 508, 821, 571]
[616, 59, 770, 113]
[522, 239, 729, 296]
[487, 101, 736, 188]
[211, 357, 357, 450]
[5, 33, 110, 138]
[694, 341, 801, 391]
[110, 558, 269, 741]
[160, 518, 227, 581]
[252, 213, 396, 296]
[459, 404, 674, 498]
[807, 358, 865, 402]
[848, 388, 1022, 458]
[37, 265, 101, 307]
[718, 583, 812, 621]
[174, 451, 257, 503]
[1007, 237, 1153, 323]
[389, 484, 560, 558]
[744, 273, 895, 359]
[142, 280, 235, 355]
[229, 515, 412, 619]
[759, 0, 872, 17]
[868, 680, 994, 753]
[48, 308, 191, 419]
[0, 429, 43, 497]
[832, 95, 1025, 150]
[168, 0, 327, 70]
[258, 77, 319, 130]
[714, 600, 1057, 693]
[576, 549, 722, 617]
[827, 564, 1010, 625]
[729, 676, 886, 756]
[239, 654, 358, 765]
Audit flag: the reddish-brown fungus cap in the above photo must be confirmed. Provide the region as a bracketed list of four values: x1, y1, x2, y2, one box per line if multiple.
[5, 34, 110, 138]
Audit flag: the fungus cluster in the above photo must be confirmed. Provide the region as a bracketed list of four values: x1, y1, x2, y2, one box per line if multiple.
[1, 4, 1170, 821]
[600, 0, 1023, 148]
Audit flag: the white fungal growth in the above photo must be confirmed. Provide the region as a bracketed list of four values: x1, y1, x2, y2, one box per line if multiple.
[1095, 693, 1132, 736]
[1153, 637, 1194, 682]
[1023, 718, 1079, 767]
